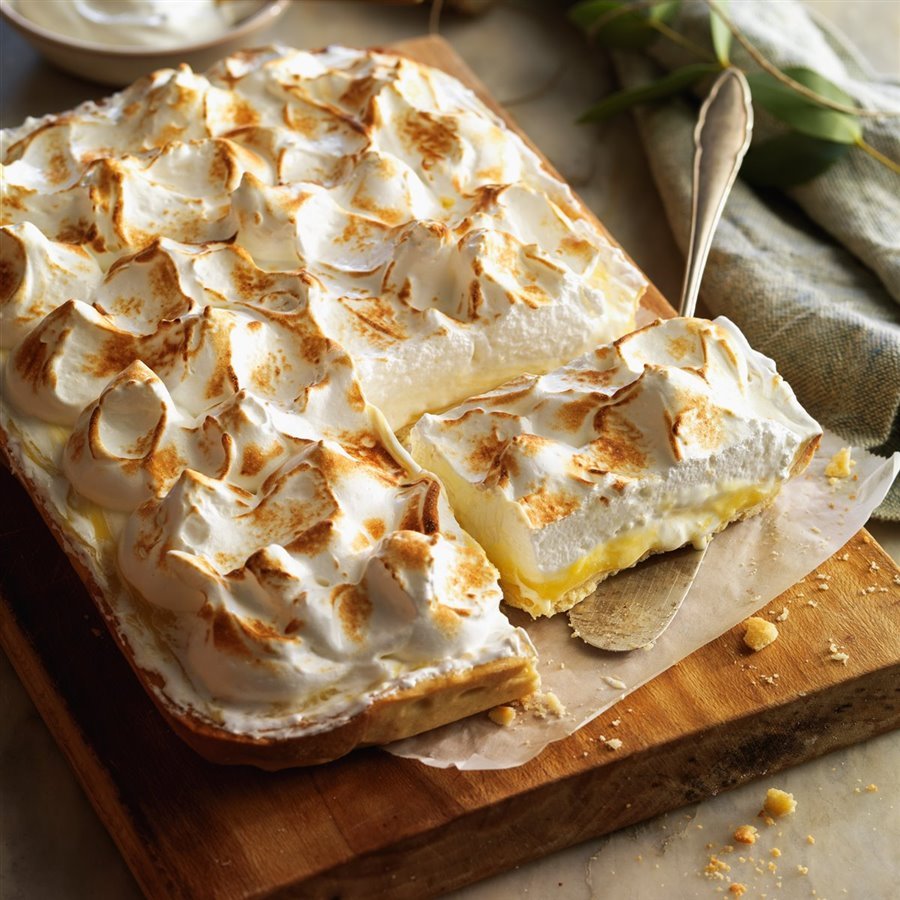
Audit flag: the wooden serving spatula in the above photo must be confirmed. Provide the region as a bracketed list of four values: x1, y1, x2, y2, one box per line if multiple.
[568, 68, 753, 652]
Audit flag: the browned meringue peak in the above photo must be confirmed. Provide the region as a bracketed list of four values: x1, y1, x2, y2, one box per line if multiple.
[61, 358, 353, 510]
[93, 238, 316, 334]
[231, 173, 398, 272]
[62, 361, 231, 511]
[0, 223, 103, 350]
[2, 138, 265, 256]
[1, 65, 238, 172]
[4, 293, 347, 427]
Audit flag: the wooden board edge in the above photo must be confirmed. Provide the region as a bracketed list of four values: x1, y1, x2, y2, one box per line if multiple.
[267, 662, 900, 898]
[0, 599, 188, 900]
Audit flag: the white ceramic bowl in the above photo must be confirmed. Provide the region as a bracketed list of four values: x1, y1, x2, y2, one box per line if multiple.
[0, 0, 291, 86]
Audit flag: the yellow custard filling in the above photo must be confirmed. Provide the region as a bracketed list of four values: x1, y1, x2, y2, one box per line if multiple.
[415, 447, 777, 618]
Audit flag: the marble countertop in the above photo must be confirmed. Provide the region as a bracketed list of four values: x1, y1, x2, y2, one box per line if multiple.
[1, 2, 897, 898]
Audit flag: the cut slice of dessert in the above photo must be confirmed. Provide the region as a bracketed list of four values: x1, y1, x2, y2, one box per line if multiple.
[409, 317, 823, 618]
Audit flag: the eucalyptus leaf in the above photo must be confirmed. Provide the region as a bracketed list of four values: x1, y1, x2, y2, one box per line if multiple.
[579, 63, 720, 123]
[742, 133, 851, 188]
[746, 70, 862, 144]
[649, 1, 681, 23]
[780, 66, 857, 107]
[709, 0, 731, 66]
[568, 0, 660, 50]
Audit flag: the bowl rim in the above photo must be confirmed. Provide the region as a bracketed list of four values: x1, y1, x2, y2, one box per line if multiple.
[0, 0, 291, 58]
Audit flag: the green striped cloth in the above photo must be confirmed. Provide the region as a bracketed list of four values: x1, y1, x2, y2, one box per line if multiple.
[609, 0, 900, 517]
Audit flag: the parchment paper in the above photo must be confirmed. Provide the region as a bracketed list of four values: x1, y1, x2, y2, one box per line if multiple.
[387, 432, 899, 770]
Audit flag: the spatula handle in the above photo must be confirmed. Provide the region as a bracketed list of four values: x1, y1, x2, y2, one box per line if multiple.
[679, 68, 753, 318]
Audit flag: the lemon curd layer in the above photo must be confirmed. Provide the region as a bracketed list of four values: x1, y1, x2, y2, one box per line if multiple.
[410, 317, 823, 618]
[414, 440, 776, 617]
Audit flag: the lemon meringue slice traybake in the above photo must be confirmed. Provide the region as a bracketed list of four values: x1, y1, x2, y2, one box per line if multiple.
[410, 317, 822, 618]
[0, 42, 659, 766]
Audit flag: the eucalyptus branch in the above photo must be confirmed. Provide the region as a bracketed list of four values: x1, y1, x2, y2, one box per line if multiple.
[855, 137, 900, 174]
[582, 0, 657, 39]
[704, 0, 897, 118]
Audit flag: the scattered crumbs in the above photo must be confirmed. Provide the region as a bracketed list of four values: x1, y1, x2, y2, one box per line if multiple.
[704, 855, 731, 879]
[604, 737, 623, 752]
[602, 675, 627, 690]
[759, 674, 780, 686]
[806, 835, 816, 845]
[806, 599, 819, 607]
[817, 583, 830, 591]
[797, 865, 809, 875]
[893, 574, 900, 586]
[771, 848, 781, 858]
[866, 783, 878, 793]
[868, 560, 880, 572]
[824, 446, 855, 480]
[733, 825, 758, 844]
[729, 884, 747, 897]
[810, 526, 821, 534]
[488, 705, 516, 727]
[743, 617, 778, 651]
[611, 718, 621, 727]
[838, 552, 849, 561]
[761, 815, 776, 826]
[767, 861, 778, 873]
[706, 841, 715, 850]
[775, 607, 790, 622]
[828, 642, 850, 665]
[763, 788, 797, 818]
[814, 573, 830, 581]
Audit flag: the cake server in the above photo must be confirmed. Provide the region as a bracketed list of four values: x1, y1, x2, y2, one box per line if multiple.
[568, 67, 753, 652]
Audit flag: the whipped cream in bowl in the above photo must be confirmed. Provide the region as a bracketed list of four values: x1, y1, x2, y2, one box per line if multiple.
[0, 0, 290, 86]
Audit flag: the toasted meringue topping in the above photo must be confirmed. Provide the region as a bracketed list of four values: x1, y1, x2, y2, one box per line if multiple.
[410, 317, 823, 617]
[2, 44, 646, 428]
[2, 46, 568, 737]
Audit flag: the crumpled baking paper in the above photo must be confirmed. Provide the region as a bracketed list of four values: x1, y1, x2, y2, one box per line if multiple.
[387, 432, 899, 770]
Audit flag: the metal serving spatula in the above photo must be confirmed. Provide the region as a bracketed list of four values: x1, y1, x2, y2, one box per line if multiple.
[568, 67, 753, 652]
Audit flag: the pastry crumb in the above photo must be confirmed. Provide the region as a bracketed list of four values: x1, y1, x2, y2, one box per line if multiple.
[865, 783, 878, 793]
[770, 847, 781, 858]
[763, 788, 796, 818]
[729, 884, 747, 896]
[775, 606, 789, 622]
[488, 705, 516, 726]
[797, 864, 809, 875]
[743, 617, 778, 651]
[602, 675, 627, 690]
[733, 825, 758, 844]
[604, 737, 623, 752]
[825, 447, 854, 479]
[806, 834, 815, 845]
[704, 855, 731, 879]
[523, 690, 566, 718]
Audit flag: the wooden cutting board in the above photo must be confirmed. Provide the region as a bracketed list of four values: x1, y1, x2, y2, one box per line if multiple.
[2, 35, 899, 900]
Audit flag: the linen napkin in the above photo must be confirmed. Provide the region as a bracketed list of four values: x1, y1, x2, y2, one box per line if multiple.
[608, 0, 900, 517]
